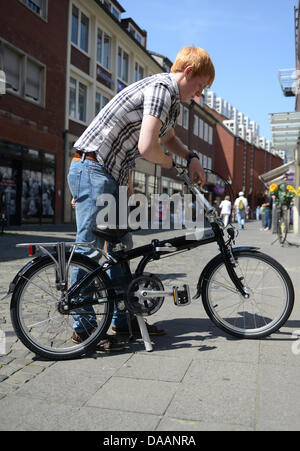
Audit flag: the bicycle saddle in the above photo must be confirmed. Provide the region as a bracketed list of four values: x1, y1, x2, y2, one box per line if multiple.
[92, 226, 132, 244]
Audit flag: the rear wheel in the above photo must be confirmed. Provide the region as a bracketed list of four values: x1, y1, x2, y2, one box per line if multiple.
[202, 250, 294, 339]
[10, 254, 114, 360]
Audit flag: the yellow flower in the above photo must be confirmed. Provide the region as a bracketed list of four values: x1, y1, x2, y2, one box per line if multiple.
[269, 184, 278, 192]
[287, 185, 297, 193]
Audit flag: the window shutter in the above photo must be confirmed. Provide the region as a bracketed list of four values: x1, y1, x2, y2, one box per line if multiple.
[4, 46, 21, 92]
[25, 58, 41, 101]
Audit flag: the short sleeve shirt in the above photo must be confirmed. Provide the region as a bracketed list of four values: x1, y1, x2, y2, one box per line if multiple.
[74, 73, 180, 185]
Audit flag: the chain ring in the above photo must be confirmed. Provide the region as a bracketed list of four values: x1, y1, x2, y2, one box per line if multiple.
[125, 274, 165, 316]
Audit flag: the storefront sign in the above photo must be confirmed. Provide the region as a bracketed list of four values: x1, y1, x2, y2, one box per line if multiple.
[117, 80, 127, 92]
[96, 67, 114, 90]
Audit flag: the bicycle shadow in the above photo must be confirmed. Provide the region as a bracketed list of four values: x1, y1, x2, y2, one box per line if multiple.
[108, 316, 300, 357]
[28, 318, 300, 364]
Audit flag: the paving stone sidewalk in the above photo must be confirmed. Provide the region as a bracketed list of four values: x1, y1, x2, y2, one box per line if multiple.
[0, 222, 300, 431]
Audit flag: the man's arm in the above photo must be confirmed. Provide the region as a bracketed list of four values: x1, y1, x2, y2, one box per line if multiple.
[138, 115, 172, 168]
[161, 128, 206, 184]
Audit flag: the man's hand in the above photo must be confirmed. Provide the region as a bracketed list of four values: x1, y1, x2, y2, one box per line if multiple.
[189, 158, 206, 185]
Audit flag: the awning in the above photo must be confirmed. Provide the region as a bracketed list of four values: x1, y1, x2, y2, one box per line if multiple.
[269, 112, 300, 150]
[259, 160, 296, 186]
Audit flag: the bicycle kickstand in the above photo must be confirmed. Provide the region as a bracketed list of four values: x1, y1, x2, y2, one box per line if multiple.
[135, 315, 153, 352]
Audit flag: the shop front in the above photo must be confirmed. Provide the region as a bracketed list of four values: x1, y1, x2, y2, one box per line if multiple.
[0, 140, 56, 225]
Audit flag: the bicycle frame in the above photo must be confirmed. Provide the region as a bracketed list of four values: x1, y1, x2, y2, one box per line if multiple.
[67, 165, 250, 306]
[9, 165, 253, 307]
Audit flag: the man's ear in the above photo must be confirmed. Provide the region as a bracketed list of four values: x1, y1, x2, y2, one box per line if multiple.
[184, 65, 194, 79]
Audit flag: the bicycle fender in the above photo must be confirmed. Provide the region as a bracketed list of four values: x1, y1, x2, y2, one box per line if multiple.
[1, 255, 47, 300]
[193, 246, 260, 300]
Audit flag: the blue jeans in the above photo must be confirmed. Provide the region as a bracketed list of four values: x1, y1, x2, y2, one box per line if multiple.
[263, 208, 272, 229]
[67, 158, 132, 333]
[236, 210, 246, 229]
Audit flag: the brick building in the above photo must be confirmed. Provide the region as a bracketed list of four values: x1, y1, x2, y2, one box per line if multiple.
[209, 106, 283, 211]
[0, 0, 69, 225]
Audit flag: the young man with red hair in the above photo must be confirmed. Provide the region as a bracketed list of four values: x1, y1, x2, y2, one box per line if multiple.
[68, 46, 215, 351]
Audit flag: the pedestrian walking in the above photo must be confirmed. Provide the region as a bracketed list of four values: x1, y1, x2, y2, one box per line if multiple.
[219, 195, 232, 227]
[234, 191, 248, 230]
[67, 46, 215, 351]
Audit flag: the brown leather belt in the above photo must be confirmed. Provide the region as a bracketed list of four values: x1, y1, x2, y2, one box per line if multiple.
[73, 150, 98, 162]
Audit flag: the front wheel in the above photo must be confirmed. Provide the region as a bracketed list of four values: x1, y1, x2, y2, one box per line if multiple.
[202, 250, 294, 339]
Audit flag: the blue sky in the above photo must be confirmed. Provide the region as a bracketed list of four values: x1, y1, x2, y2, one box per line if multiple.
[122, 0, 298, 141]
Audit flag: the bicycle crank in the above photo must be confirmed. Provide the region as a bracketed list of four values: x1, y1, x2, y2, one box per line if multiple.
[126, 275, 191, 315]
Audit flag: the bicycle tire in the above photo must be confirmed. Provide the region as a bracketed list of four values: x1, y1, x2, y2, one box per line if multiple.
[10, 253, 114, 360]
[202, 250, 294, 339]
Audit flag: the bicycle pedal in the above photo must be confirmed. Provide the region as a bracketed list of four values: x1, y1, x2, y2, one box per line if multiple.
[173, 285, 191, 307]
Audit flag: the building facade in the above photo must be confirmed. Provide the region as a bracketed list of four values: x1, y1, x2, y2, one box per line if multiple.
[63, 0, 165, 222]
[0, 0, 69, 225]
[211, 107, 283, 211]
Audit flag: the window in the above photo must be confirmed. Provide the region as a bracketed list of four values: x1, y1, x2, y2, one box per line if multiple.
[95, 92, 109, 115]
[111, 6, 120, 20]
[102, 0, 121, 21]
[118, 47, 129, 83]
[204, 123, 209, 142]
[207, 157, 212, 170]
[80, 13, 89, 53]
[25, 58, 43, 101]
[71, 6, 79, 46]
[209, 126, 213, 145]
[2, 41, 45, 105]
[133, 171, 146, 194]
[97, 28, 111, 70]
[199, 119, 204, 139]
[71, 5, 89, 54]
[177, 104, 183, 126]
[20, 0, 48, 20]
[183, 107, 189, 130]
[128, 24, 142, 44]
[193, 116, 199, 136]
[3, 45, 22, 93]
[135, 34, 142, 45]
[134, 62, 144, 82]
[69, 77, 88, 123]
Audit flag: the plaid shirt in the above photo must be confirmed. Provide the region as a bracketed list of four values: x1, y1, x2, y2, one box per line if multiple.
[74, 73, 180, 185]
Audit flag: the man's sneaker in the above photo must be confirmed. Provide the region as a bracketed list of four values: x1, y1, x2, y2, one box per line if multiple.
[72, 330, 127, 352]
[111, 318, 166, 337]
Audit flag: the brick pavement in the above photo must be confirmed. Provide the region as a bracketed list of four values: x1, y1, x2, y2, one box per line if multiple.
[0, 222, 300, 430]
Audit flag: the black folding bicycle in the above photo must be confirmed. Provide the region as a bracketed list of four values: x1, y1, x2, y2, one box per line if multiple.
[6, 165, 295, 360]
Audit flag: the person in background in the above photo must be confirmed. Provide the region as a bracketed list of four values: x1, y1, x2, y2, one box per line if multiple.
[219, 195, 232, 227]
[256, 205, 261, 221]
[261, 188, 273, 231]
[234, 191, 248, 230]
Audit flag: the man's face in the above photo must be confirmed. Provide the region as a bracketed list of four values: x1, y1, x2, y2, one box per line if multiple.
[180, 68, 210, 102]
